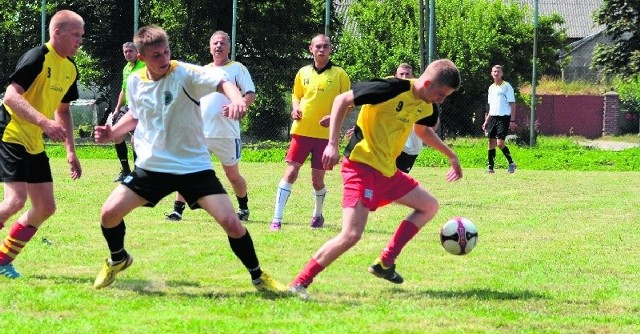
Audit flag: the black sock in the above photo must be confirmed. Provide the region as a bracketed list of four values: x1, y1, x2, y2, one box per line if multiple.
[228, 229, 261, 280]
[237, 195, 249, 210]
[488, 149, 496, 169]
[101, 221, 128, 262]
[173, 201, 186, 214]
[501, 146, 514, 164]
[115, 142, 130, 172]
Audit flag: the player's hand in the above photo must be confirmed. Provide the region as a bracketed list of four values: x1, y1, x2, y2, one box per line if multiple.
[344, 126, 355, 139]
[481, 122, 487, 132]
[222, 103, 247, 120]
[322, 144, 340, 170]
[446, 156, 462, 182]
[42, 120, 67, 142]
[67, 153, 82, 180]
[291, 109, 302, 120]
[93, 125, 112, 143]
[319, 115, 330, 127]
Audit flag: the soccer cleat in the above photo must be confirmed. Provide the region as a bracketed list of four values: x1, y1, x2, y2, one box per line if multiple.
[270, 220, 281, 231]
[507, 163, 517, 174]
[114, 170, 129, 182]
[484, 168, 495, 174]
[237, 209, 250, 222]
[288, 284, 311, 300]
[0, 263, 21, 279]
[165, 211, 182, 221]
[369, 260, 404, 284]
[310, 215, 325, 229]
[252, 271, 287, 293]
[93, 255, 133, 289]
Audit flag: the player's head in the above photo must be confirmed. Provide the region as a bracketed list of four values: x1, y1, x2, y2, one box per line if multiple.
[395, 63, 414, 79]
[210, 31, 231, 62]
[309, 34, 332, 63]
[491, 65, 504, 82]
[415, 59, 461, 104]
[122, 42, 138, 63]
[49, 10, 84, 57]
[134, 25, 171, 78]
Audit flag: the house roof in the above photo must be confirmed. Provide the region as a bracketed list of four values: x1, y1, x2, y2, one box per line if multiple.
[515, 0, 604, 39]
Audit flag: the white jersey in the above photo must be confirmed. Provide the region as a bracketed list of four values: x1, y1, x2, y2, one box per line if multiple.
[127, 60, 227, 174]
[201, 61, 255, 139]
[403, 129, 423, 155]
[487, 81, 515, 116]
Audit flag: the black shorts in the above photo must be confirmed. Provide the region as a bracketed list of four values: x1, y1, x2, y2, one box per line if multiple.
[487, 115, 511, 140]
[121, 168, 226, 209]
[0, 141, 52, 183]
[396, 151, 418, 174]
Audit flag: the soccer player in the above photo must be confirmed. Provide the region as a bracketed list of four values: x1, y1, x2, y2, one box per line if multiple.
[271, 34, 351, 231]
[289, 59, 462, 299]
[482, 64, 517, 173]
[165, 30, 255, 222]
[111, 42, 145, 182]
[92, 25, 285, 293]
[0, 10, 84, 279]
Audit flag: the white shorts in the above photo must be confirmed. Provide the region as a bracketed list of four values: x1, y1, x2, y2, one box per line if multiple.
[207, 138, 241, 166]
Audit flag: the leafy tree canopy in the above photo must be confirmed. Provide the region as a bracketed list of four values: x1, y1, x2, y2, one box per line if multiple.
[592, 0, 640, 79]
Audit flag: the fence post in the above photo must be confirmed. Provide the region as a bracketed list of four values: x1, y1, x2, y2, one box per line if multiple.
[602, 91, 619, 136]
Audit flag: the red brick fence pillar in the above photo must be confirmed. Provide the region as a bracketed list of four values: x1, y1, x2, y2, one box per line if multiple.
[603, 91, 620, 136]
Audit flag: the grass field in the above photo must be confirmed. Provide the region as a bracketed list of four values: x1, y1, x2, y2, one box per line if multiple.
[1, 149, 639, 333]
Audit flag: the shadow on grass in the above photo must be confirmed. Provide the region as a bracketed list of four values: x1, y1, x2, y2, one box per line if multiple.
[31, 274, 292, 300]
[412, 288, 548, 300]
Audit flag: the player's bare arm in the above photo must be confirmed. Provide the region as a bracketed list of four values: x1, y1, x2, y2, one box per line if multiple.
[218, 81, 247, 120]
[322, 90, 354, 169]
[3, 83, 67, 142]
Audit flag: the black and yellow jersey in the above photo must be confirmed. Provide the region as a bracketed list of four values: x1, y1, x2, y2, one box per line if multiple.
[1, 42, 79, 154]
[345, 78, 438, 177]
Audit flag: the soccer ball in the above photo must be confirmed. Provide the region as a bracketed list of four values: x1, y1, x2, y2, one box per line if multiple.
[440, 217, 478, 255]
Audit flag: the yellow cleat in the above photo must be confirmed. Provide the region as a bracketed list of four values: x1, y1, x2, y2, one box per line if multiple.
[252, 271, 287, 293]
[93, 255, 133, 289]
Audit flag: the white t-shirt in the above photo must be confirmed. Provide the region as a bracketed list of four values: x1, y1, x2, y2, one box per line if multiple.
[127, 60, 227, 174]
[403, 130, 423, 155]
[201, 61, 255, 139]
[487, 81, 515, 116]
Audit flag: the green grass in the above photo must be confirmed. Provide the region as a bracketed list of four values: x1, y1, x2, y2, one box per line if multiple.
[1, 139, 639, 333]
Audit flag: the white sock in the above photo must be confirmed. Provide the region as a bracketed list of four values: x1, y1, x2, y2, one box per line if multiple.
[273, 180, 292, 221]
[312, 187, 327, 217]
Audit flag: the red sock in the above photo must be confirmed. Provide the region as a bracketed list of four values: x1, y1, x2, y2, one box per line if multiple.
[0, 223, 37, 265]
[291, 258, 325, 288]
[380, 220, 420, 267]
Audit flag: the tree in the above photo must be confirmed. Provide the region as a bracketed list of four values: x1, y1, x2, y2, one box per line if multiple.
[592, 0, 640, 79]
[334, 0, 566, 136]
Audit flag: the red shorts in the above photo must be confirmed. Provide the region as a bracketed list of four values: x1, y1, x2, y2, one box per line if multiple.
[341, 158, 419, 211]
[285, 134, 328, 170]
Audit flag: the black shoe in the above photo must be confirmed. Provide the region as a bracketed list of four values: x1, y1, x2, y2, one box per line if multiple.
[114, 170, 130, 182]
[165, 211, 182, 221]
[368, 261, 404, 284]
[237, 209, 250, 222]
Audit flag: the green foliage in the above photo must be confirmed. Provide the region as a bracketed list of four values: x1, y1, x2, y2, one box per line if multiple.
[333, 0, 566, 137]
[592, 0, 640, 79]
[332, 0, 421, 81]
[614, 75, 640, 113]
[0, 0, 45, 82]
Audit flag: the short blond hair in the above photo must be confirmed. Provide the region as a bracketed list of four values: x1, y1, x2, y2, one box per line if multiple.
[49, 10, 83, 35]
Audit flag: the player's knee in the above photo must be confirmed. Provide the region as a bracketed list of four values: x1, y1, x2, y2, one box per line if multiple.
[36, 201, 57, 219]
[340, 231, 362, 248]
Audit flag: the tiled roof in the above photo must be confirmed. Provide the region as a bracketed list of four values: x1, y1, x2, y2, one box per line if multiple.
[514, 0, 604, 38]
